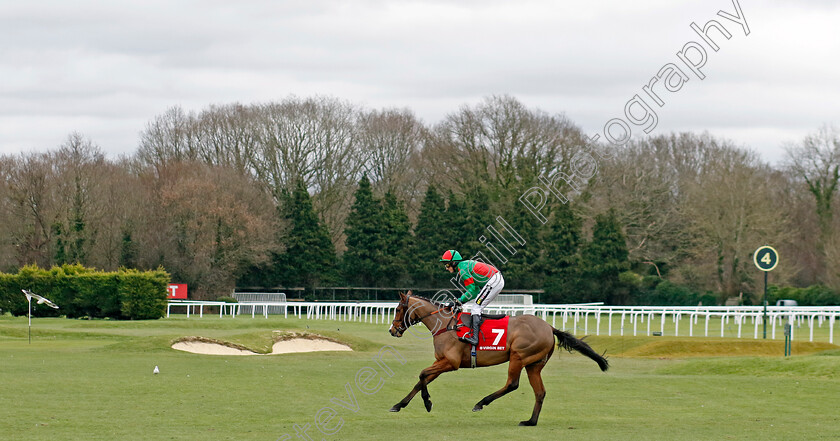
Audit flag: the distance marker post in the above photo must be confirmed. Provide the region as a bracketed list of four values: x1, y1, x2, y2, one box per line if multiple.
[753, 245, 779, 339]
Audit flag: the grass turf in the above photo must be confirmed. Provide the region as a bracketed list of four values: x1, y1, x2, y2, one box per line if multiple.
[1, 314, 839, 440]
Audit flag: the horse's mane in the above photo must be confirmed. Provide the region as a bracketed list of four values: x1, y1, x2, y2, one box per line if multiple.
[403, 292, 449, 307]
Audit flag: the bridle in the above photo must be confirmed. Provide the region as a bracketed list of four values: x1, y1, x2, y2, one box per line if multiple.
[392, 294, 453, 334]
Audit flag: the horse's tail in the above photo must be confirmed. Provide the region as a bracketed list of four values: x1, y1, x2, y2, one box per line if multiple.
[552, 328, 609, 372]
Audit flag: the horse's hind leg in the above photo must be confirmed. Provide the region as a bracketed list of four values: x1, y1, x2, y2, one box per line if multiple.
[390, 359, 452, 413]
[472, 354, 523, 412]
[519, 362, 547, 426]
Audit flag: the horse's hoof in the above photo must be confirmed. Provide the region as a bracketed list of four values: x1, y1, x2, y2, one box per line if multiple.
[389, 406, 401, 412]
[472, 405, 483, 412]
[424, 401, 432, 412]
[519, 420, 537, 426]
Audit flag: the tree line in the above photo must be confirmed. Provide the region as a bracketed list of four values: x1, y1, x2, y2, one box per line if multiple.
[1, 95, 838, 304]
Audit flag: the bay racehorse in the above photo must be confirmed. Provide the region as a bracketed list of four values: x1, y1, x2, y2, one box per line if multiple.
[388, 291, 609, 426]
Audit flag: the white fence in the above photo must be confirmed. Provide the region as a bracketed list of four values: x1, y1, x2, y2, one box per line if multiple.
[494, 294, 533, 305]
[167, 300, 397, 322]
[233, 292, 287, 315]
[166, 300, 237, 318]
[166, 301, 840, 344]
[514, 304, 840, 344]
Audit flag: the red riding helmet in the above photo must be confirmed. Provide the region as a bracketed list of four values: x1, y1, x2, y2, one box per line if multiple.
[440, 250, 463, 262]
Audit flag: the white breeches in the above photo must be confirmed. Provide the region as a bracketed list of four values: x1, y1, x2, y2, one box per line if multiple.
[464, 273, 504, 316]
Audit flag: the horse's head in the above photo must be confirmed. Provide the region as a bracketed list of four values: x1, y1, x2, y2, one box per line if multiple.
[389, 291, 413, 337]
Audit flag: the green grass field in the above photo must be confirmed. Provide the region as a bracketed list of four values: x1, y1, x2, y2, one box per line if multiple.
[2, 314, 839, 441]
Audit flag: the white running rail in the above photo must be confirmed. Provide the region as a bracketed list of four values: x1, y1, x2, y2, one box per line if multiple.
[166, 301, 840, 344]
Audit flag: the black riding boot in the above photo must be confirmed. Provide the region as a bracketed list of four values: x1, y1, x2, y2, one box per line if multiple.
[464, 314, 481, 345]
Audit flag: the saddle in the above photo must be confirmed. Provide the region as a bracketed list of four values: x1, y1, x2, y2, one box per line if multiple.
[455, 312, 509, 352]
[457, 312, 505, 328]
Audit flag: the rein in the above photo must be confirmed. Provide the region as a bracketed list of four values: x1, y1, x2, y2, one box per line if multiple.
[396, 295, 458, 336]
[413, 308, 446, 323]
[433, 316, 458, 337]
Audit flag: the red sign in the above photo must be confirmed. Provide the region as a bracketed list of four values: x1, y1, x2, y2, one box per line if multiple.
[456, 313, 509, 351]
[168, 284, 188, 299]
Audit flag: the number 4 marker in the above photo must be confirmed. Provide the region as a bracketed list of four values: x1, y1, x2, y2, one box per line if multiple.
[753, 246, 778, 272]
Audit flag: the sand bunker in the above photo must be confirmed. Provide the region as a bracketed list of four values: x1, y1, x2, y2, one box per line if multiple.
[171, 333, 352, 356]
[172, 341, 259, 356]
[271, 338, 352, 354]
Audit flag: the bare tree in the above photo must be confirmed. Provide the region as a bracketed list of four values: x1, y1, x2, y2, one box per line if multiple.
[581, 132, 799, 299]
[681, 144, 792, 299]
[825, 232, 840, 289]
[581, 135, 694, 268]
[784, 125, 840, 282]
[136, 106, 199, 167]
[0, 156, 16, 270]
[51, 133, 107, 265]
[87, 158, 145, 270]
[193, 103, 260, 173]
[355, 107, 427, 218]
[3, 152, 60, 267]
[426, 95, 585, 192]
[133, 161, 277, 298]
[250, 96, 362, 244]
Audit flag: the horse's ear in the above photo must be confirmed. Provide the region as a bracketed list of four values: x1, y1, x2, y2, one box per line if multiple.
[399, 291, 407, 301]
[406, 290, 413, 297]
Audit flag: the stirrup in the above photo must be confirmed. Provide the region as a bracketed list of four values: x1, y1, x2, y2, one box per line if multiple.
[463, 333, 479, 345]
[464, 316, 480, 345]
[459, 329, 478, 345]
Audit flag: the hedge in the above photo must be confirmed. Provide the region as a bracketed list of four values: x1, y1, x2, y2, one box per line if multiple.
[767, 284, 840, 306]
[634, 278, 717, 306]
[0, 264, 170, 320]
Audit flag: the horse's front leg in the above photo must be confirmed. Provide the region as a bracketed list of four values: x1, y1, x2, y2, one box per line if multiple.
[389, 359, 453, 413]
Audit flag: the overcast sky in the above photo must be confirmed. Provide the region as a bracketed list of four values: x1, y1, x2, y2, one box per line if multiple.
[1, 0, 838, 163]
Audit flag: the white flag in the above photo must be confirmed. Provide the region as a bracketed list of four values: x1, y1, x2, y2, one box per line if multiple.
[22, 289, 59, 309]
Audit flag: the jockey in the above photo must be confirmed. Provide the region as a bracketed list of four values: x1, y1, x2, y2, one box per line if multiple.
[440, 249, 505, 345]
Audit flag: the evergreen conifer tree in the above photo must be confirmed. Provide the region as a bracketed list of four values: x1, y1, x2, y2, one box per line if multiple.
[343, 175, 384, 286]
[501, 186, 543, 289]
[380, 192, 413, 286]
[276, 181, 339, 289]
[52, 222, 67, 265]
[443, 191, 471, 249]
[412, 185, 449, 287]
[462, 186, 494, 259]
[541, 202, 583, 303]
[119, 228, 138, 268]
[580, 209, 630, 304]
